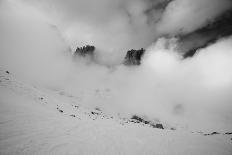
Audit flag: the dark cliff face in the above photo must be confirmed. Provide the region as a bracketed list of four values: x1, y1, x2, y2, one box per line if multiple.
[74, 45, 95, 57]
[123, 48, 145, 65]
[179, 9, 232, 58]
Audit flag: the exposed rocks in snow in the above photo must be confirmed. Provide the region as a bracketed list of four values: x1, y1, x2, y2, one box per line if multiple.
[1, 68, 230, 138]
[91, 111, 100, 115]
[70, 114, 76, 117]
[123, 48, 145, 65]
[74, 45, 95, 57]
[56, 107, 63, 113]
[211, 132, 220, 135]
[204, 132, 220, 136]
[131, 115, 151, 125]
[131, 115, 164, 129]
[1, 69, 232, 154]
[155, 123, 164, 129]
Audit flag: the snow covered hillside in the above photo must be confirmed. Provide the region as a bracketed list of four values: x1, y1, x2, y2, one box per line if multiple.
[0, 69, 231, 155]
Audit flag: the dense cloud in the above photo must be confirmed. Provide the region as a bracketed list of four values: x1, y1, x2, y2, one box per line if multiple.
[140, 37, 232, 131]
[19, 0, 155, 63]
[58, 37, 232, 132]
[8, 0, 231, 62]
[156, 0, 232, 35]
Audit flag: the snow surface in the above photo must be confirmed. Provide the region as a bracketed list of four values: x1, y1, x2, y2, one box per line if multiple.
[0, 69, 231, 155]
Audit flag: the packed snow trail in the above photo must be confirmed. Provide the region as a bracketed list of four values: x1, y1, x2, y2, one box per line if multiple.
[0, 70, 232, 155]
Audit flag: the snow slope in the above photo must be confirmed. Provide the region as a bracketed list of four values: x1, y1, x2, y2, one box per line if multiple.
[0, 69, 231, 155]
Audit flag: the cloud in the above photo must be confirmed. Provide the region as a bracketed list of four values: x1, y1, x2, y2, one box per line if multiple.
[3, 0, 230, 63]
[18, 0, 155, 62]
[1, 0, 232, 132]
[138, 36, 232, 131]
[0, 0, 73, 86]
[58, 37, 232, 132]
[156, 0, 232, 35]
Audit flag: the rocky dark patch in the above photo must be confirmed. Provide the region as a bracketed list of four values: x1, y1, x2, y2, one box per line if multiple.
[91, 111, 100, 115]
[74, 45, 95, 57]
[131, 115, 164, 129]
[149, 123, 164, 129]
[131, 115, 145, 122]
[5, 71, 9, 74]
[130, 119, 140, 123]
[57, 107, 63, 113]
[123, 48, 145, 65]
[204, 132, 220, 136]
[225, 132, 232, 135]
[155, 123, 164, 129]
[70, 114, 76, 117]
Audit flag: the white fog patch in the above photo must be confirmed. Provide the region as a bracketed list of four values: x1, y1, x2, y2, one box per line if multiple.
[139, 37, 232, 131]
[0, 0, 74, 87]
[156, 0, 232, 35]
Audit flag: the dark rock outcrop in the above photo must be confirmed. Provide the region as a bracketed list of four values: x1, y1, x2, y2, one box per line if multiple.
[180, 9, 232, 58]
[131, 115, 164, 129]
[131, 115, 146, 123]
[56, 107, 63, 113]
[204, 131, 220, 136]
[123, 48, 145, 65]
[70, 114, 76, 117]
[155, 123, 164, 129]
[74, 45, 95, 57]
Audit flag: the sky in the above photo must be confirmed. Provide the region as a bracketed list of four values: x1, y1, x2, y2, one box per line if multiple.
[0, 0, 232, 131]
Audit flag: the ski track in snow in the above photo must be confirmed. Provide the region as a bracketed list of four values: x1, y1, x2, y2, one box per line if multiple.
[0, 69, 232, 155]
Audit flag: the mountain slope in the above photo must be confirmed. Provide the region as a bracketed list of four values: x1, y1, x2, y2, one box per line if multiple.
[0, 69, 231, 155]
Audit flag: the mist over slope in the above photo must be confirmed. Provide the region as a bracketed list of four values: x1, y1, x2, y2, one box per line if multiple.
[1, 68, 232, 155]
[0, 0, 232, 132]
[1, 1, 232, 154]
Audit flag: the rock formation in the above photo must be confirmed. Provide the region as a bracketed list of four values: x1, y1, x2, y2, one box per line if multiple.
[74, 45, 95, 57]
[131, 115, 164, 129]
[123, 48, 145, 65]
